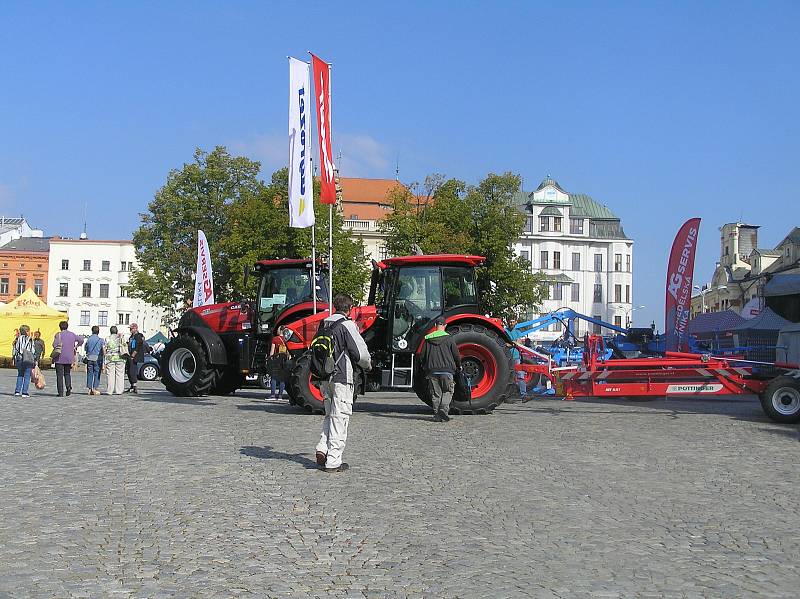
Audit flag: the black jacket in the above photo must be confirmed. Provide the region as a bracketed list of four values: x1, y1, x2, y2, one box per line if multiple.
[420, 331, 461, 375]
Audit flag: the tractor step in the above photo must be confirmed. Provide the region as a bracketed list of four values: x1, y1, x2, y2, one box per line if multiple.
[388, 353, 414, 388]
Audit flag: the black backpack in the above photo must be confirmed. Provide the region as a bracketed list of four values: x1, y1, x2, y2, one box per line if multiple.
[309, 318, 347, 380]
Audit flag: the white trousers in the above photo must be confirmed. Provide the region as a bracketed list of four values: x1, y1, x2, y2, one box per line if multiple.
[106, 361, 126, 395]
[315, 382, 353, 468]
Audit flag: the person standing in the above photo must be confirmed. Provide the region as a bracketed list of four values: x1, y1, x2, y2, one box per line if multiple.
[314, 293, 371, 473]
[32, 330, 45, 367]
[126, 323, 146, 394]
[104, 326, 126, 395]
[53, 320, 83, 397]
[84, 325, 104, 395]
[420, 317, 462, 422]
[268, 325, 288, 399]
[13, 325, 36, 397]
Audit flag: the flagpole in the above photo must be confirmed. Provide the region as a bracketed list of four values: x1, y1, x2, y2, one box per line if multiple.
[328, 59, 334, 315]
[311, 224, 317, 314]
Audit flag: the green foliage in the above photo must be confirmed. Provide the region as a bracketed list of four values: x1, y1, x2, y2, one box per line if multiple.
[131, 147, 369, 323]
[379, 171, 548, 320]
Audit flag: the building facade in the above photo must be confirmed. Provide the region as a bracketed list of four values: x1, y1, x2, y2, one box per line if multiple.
[339, 177, 407, 261]
[46, 239, 166, 337]
[513, 177, 634, 341]
[692, 223, 800, 319]
[0, 237, 50, 303]
[0, 217, 44, 248]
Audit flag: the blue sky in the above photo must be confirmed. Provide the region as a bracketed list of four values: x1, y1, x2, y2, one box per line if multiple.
[2, 1, 798, 327]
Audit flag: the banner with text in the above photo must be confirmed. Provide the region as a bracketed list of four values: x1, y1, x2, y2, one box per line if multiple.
[311, 53, 336, 204]
[193, 230, 215, 308]
[288, 57, 314, 228]
[665, 218, 701, 351]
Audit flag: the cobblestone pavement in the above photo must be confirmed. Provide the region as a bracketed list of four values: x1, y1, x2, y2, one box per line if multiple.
[0, 368, 798, 598]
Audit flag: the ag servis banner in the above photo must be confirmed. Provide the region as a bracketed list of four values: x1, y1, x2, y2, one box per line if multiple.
[664, 218, 701, 351]
[193, 230, 215, 308]
[311, 53, 336, 205]
[288, 57, 314, 228]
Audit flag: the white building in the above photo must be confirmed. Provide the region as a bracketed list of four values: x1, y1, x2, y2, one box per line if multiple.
[0, 216, 44, 247]
[46, 238, 166, 337]
[513, 177, 634, 341]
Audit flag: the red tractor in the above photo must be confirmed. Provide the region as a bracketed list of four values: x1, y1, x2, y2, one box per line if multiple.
[162, 254, 516, 414]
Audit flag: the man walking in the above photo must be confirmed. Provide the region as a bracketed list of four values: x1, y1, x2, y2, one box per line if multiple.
[314, 293, 371, 473]
[125, 323, 146, 393]
[53, 320, 83, 397]
[420, 317, 461, 422]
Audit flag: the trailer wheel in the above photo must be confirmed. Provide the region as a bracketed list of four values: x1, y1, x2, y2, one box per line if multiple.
[287, 352, 325, 414]
[161, 335, 217, 397]
[414, 323, 514, 414]
[760, 377, 800, 424]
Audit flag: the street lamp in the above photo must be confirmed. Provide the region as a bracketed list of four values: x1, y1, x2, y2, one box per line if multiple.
[693, 285, 727, 313]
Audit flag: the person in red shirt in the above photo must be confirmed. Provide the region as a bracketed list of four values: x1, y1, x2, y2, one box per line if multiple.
[269, 325, 289, 399]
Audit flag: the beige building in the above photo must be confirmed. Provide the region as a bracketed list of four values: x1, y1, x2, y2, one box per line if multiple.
[691, 223, 800, 317]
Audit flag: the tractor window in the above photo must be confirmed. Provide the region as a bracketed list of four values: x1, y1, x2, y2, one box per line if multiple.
[392, 267, 442, 340]
[258, 267, 325, 322]
[443, 267, 477, 309]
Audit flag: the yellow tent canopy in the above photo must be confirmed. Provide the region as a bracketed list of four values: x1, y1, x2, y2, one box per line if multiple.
[0, 289, 67, 358]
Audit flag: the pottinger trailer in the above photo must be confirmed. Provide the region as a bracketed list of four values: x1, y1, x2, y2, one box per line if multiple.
[516, 335, 800, 424]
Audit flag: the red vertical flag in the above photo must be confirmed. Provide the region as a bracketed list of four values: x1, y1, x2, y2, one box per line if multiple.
[664, 218, 701, 351]
[311, 53, 336, 205]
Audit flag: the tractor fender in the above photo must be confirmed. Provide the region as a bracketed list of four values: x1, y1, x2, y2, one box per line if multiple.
[174, 325, 228, 366]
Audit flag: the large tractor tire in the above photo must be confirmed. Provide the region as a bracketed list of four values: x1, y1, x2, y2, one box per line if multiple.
[759, 376, 800, 424]
[414, 323, 514, 414]
[287, 352, 325, 414]
[161, 335, 217, 397]
[212, 368, 245, 396]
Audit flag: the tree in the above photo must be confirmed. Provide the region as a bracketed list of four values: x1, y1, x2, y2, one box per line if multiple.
[131, 147, 370, 323]
[380, 171, 548, 320]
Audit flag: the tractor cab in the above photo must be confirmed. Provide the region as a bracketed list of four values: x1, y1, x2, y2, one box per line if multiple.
[366, 255, 486, 389]
[253, 259, 328, 334]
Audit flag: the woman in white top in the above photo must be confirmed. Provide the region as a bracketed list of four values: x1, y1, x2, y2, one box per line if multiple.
[13, 324, 36, 397]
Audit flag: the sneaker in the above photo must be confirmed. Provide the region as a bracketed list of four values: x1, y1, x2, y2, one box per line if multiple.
[21, 394, 30, 398]
[132, 387, 138, 394]
[322, 463, 349, 473]
[66, 389, 72, 396]
[14, 392, 21, 396]
[315, 451, 327, 467]
[433, 413, 442, 422]
[437, 410, 451, 422]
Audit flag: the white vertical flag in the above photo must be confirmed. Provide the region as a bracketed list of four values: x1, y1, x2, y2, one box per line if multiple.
[193, 230, 215, 308]
[289, 57, 314, 228]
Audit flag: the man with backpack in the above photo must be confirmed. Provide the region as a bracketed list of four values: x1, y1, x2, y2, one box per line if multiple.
[420, 317, 462, 422]
[313, 293, 371, 473]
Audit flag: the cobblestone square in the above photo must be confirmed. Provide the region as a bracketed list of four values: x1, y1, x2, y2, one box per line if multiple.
[1, 368, 798, 598]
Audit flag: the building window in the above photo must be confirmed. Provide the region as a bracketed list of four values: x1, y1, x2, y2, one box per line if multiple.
[593, 284, 603, 303]
[118, 313, 130, 325]
[0, 277, 8, 294]
[34, 279, 43, 295]
[552, 283, 563, 300]
[626, 285, 631, 303]
[524, 216, 533, 233]
[82, 283, 91, 298]
[571, 253, 581, 271]
[592, 316, 602, 334]
[17, 278, 25, 295]
[61, 259, 69, 270]
[59, 283, 68, 297]
[594, 254, 603, 272]
[80, 310, 90, 326]
[102, 260, 110, 271]
[540, 251, 549, 269]
[119, 286, 129, 298]
[520, 249, 530, 265]
[570, 218, 584, 235]
[614, 284, 622, 303]
[626, 255, 631, 272]
[99, 284, 109, 298]
[553, 251, 561, 270]
[120, 262, 127, 272]
[539, 216, 550, 232]
[614, 315, 623, 328]
[82, 260, 91, 271]
[98, 311, 108, 326]
[614, 254, 622, 271]
[571, 282, 580, 302]
[553, 217, 562, 232]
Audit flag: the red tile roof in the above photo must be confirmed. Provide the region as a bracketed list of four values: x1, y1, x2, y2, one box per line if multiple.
[339, 178, 429, 221]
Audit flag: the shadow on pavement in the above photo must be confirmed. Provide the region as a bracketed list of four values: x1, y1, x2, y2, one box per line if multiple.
[136, 393, 216, 407]
[236, 401, 303, 414]
[757, 426, 800, 441]
[240, 445, 319, 469]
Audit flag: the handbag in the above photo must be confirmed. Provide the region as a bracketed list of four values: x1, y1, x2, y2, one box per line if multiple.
[33, 366, 46, 390]
[454, 370, 473, 403]
[51, 332, 62, 362]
